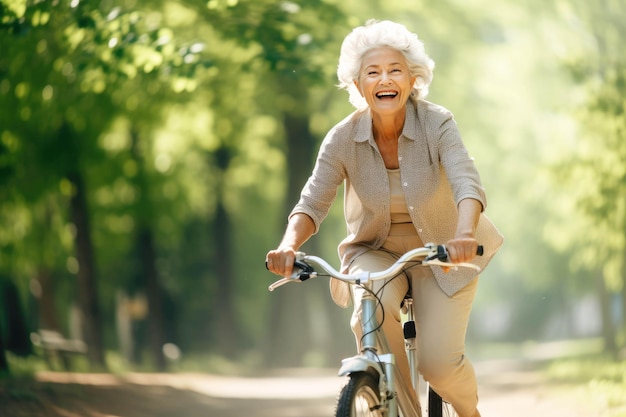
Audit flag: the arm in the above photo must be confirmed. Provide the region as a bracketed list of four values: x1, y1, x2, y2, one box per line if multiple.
[434, 111, 485, 263]
[437, 114, 487, 209]
[446, 198, 482, 264]
[266, 213, 316, 278]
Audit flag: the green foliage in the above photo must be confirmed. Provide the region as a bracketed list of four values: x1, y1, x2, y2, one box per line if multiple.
[1, 0, 625, 367]
[541, 0, 626, 293]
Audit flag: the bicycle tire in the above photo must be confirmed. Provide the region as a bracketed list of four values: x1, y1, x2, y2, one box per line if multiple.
[428, 387, 443, 417]
[428, 387, 458, 417]
[335, 372, 384, 417]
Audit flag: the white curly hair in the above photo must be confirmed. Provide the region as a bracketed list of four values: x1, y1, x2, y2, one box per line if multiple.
[337, 19, 435, 110]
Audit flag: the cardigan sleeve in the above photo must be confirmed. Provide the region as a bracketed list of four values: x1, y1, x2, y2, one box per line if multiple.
[433, 111, 487, 211]
[289, 128, 347, 233]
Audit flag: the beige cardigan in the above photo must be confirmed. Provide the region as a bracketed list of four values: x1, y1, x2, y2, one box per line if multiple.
[290, 98, 503, 307]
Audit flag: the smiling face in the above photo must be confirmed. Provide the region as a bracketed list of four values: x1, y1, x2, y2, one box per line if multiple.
[355, 47, 416, 117]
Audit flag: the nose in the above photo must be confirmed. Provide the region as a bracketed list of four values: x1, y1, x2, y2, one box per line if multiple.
[380, 71, 392, 84]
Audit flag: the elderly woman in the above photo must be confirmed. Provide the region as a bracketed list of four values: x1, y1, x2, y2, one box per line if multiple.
[266, 20, 502, 417]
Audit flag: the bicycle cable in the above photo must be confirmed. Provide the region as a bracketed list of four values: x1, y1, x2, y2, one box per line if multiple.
[309, 259, 424, 349]
[357, 267, 411, 349]
[361, 259, 424, 341]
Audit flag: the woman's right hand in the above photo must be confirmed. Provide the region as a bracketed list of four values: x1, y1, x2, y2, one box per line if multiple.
[265, 247, 297, 278]
[266, 213, 316, 277]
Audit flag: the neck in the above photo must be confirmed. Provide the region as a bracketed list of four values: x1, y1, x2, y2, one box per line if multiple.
[372, 108, 406, 143]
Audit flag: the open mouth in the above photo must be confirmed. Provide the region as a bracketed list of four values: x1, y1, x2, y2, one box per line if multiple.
[376, 91, 398, 99]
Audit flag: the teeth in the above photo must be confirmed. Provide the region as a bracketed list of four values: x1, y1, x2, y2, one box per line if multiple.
[377, 92, 397, 97]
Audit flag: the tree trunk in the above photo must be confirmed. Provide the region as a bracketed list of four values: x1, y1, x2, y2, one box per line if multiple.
[129, 128, 169, 370]
[596, 269, 617, 357]
[0, 332, 8, 374]
[211, 147, 239, 357]
[68, 171, 106, 369]
[621, 246, 626, 353]
[265, 106, 319, 367]
[33, 202, 62, 333]
[138, 229, 167, 371]
[0, 281, 9, 374]
[212, 200, 238, 355]
[0, 278, 31, 357]
[35, 268, 61, 331]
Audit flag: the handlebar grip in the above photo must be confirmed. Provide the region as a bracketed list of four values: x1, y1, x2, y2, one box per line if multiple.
[477, 245, 484, 256]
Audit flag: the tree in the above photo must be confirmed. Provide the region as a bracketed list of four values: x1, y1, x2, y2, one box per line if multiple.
[170, 0, 350, 364]
[0, 0, 207, 368]
[0, 1, 109, 367]
[547, 0, 626, 354]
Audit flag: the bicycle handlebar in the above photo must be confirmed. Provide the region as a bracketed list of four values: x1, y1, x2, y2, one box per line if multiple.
[267, 243, 483, 292]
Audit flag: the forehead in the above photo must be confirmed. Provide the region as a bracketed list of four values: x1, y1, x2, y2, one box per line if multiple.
[361, 47, 407, 68]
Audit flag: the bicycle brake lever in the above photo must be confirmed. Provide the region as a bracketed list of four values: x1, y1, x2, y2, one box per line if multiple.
[422, 259, 482, 272]
[268, 278, 294, 292]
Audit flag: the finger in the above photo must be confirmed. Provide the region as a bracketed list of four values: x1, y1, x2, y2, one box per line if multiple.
[462, 242, 478, 262]
[458, 246, 472, 263]
[266, 251, 283, 275]
[458, 245, 470, 263]
[447, 245, 459, 263]
[266, 256, 278, 274]
[283, 252, 295, 277]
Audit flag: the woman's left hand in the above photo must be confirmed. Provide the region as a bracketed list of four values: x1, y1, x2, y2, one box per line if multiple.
[445, 236, 479, 264]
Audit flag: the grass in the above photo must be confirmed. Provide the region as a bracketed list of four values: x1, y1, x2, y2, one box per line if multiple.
[545, 353, 626, 417]
[3, 348, 269, 378]
[2, 352, 50, 377]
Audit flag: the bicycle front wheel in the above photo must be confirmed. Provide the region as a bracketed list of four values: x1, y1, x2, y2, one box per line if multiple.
[428, 386, 458, 417]
[428, 387, 443, 417]
[335, 372, 384, 417]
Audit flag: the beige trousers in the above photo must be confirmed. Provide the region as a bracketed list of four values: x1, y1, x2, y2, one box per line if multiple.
[349, 223, 479, 417]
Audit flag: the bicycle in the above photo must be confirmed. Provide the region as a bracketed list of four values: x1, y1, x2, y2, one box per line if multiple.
[268, 243, 483, 417]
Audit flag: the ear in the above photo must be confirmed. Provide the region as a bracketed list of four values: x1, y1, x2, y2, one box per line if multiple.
[354, 80, 363, 96]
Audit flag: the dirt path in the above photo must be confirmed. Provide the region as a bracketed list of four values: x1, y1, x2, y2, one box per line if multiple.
[0, 360, 593, 417]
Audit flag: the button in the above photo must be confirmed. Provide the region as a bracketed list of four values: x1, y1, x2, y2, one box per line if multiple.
[409, 206, 415, 211]
[403, 182, 408, 187]
[398, 156, 403, 161]
[418, 228, 422, 233]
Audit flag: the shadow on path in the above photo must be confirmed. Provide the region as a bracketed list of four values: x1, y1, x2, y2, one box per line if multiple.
[1, 371, 342, 417]
[0, 357, 596, 417]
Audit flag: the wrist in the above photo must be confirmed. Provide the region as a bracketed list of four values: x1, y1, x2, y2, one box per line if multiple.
[277, 241, 298, 252]
[454, 230, 476, 239]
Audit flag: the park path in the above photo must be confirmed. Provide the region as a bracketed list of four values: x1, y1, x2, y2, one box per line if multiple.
[31, 357, 595, 417]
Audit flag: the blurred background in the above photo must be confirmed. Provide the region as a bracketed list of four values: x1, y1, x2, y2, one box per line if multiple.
[0, 0, 624, 394]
